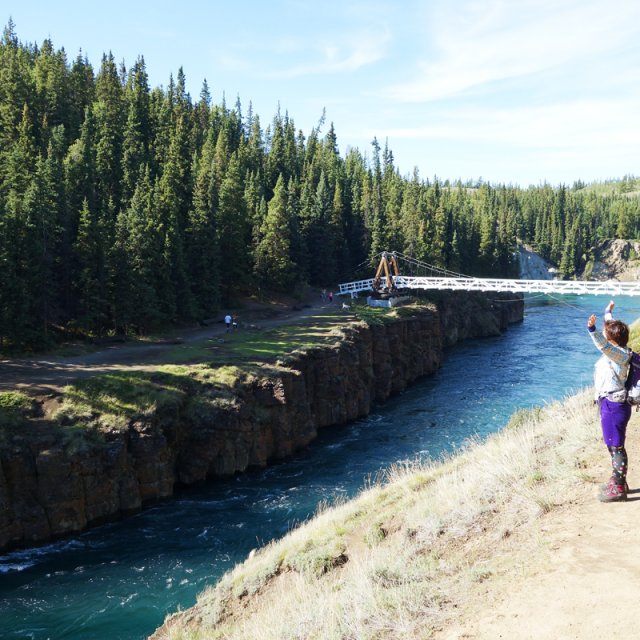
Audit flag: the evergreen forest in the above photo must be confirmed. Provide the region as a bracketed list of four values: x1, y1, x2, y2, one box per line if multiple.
[1, 21, 640, 351]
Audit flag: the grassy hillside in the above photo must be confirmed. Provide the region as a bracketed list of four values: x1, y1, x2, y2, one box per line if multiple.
[575, 175, 640, 197]
[153, 394, 595, 639]
[151, 321, 640, 639]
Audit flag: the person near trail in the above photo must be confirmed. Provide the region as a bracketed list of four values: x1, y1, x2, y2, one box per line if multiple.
[224, 313, 233, 333]
[587, 300, 632, 502]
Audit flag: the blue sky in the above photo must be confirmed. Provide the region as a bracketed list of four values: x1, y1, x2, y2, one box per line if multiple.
[7, 0, 640, 186]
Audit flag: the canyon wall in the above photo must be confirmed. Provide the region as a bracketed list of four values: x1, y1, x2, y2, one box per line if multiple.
[0, 292, 523, 552]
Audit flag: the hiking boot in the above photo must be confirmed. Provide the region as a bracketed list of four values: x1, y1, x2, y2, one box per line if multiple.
[599, 482, 627, 502]
[599, 476, 630, 493]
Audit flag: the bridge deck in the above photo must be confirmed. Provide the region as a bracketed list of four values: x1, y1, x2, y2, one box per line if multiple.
[338, 276, 640, 296]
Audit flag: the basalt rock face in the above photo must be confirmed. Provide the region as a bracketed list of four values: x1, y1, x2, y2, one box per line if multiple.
[437, 291, 524, 347]
[0, 293, 523, 552]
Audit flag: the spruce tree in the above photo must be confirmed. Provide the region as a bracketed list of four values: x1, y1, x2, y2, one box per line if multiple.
[255, 174, 294, 290]
[187, 137, 220, 318]
[121, 56, 151, 205]
[216, 152, 250, 301]
[94, 52, 125, 215]
[74, 198, 108, 335]
[125, 168, 164, 331]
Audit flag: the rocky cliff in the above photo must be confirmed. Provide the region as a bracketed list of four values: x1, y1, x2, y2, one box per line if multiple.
[583, 239, 640, 281]
[0, 292, 523, 553]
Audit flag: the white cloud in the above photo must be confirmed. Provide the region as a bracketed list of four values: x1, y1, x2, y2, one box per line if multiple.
[385, 0, 640, 102]
[210, 9, 391, 79]
[382, 97, 640, 149]
[267, 29, 391, 78]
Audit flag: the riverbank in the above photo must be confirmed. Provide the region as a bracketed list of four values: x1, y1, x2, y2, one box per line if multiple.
[0, 292, 523, 553]
[152, 387, 640, 640]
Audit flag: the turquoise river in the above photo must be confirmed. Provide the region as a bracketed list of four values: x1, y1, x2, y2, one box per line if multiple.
[2, 293, 640, 639]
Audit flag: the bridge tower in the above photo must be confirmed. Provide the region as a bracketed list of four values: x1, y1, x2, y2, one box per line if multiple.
[372, 251, 401, 294]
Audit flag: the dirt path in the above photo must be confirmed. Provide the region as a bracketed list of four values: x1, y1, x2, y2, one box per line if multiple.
[438, 416, 640, 640]
[0, 299, 333, 394]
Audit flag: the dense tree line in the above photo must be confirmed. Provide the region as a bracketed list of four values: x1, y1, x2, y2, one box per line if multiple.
[1, 21, 640, 350]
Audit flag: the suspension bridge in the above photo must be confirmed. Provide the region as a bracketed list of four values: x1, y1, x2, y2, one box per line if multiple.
[338, 252, 640, 298]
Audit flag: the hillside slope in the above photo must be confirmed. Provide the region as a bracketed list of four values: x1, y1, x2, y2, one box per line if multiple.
[151, 388, 640, 639]
[439, 416, 640, 640]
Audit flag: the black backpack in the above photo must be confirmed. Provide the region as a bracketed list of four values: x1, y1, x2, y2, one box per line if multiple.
[625, 351, 640, 405]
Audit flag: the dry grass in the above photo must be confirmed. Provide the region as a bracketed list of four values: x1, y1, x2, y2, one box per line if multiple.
[152, 389, 603, 640]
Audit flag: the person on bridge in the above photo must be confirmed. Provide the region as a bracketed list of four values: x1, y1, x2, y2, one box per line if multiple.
[587, 300, 632, 502]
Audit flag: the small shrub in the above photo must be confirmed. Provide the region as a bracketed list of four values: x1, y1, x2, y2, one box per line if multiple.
[364, 521, 387, 547]
[51, 370, 191, 437]
[60, 422, 105, 453]
[394, 305, 418, 318]
[504, 406, 542, 431]
[0, 391, 39, 431]
[526, 471, 546, 486]
[583, 259, 594, 280]
[471, 567, 493, 583]
[286, 540, 348, 577]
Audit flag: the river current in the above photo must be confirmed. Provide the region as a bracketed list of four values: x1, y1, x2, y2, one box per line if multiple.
[2, 294, 640, 640]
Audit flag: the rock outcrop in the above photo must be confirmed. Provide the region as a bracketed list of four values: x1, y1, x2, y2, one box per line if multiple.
[586, 239, 640, 281]
[0, 292, 523, 552]
[518, 243, 556, 280]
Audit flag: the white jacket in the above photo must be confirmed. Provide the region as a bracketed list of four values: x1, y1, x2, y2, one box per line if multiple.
[590, 310, 631, 400]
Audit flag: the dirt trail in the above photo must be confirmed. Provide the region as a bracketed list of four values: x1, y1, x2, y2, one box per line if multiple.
[439, 417, 640, 640]
[0, 299, 332, 394]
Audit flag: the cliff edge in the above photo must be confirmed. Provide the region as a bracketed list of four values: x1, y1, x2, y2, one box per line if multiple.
[0, 292, 523, 552]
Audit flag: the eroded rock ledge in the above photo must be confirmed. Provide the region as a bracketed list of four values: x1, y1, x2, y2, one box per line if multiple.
[0, 292, 523, 552]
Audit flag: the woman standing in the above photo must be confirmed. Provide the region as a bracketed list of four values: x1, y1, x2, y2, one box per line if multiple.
[587, 301, 632, 502]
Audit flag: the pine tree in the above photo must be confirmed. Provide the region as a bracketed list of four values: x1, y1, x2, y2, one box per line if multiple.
[266, 110, 286, 192]
[302, 170, 332, 284]
[431, 205, 448, 268]
[25, 133, 65, 337]
[2, 104, 37, 198]
[255, 174, 294, 290]
[216, 152, 250, 301]
[0, 20, 35, 155]
[0, 190, 39, 347]
[187, 137, 220, 318]
[367, 138, 386, 260]
[67, 52, 95, 141]
[329, 181, 348, 282]
[121, 56, 151, 205]
[74, 198, 108, 335]
[155, 113, 194, 320]
[125, 168, 164, 331]
[33, 38, 69, 148]
[286, 177, 304, 277]
[94, 52, 125, 215]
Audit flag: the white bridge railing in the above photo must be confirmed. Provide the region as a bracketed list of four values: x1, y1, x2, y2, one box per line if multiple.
[338, 276, 640, 297]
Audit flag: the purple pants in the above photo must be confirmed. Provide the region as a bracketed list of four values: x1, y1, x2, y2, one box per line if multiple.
[599, 398, 631, 447]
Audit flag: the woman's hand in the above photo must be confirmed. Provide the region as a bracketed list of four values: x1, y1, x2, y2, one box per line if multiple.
[588, 314, 597, 328]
